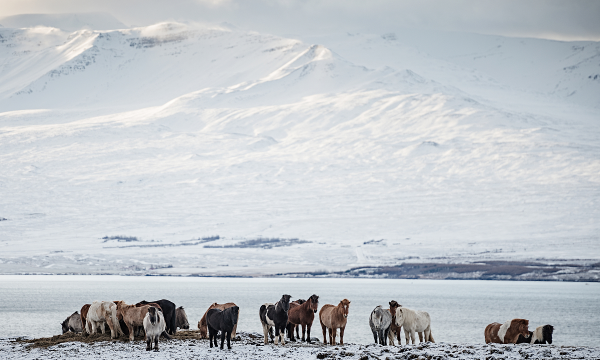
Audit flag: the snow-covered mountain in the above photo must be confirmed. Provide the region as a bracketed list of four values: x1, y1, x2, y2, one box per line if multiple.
[0, 21, 598, 276]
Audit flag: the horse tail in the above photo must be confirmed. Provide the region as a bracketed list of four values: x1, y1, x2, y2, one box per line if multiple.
[110, 305, 122, 337]
[427, 325, 435, 343]
[161, 331, 171, 340]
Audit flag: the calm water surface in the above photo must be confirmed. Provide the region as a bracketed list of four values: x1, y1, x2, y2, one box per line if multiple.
[0, 276, 598, 346]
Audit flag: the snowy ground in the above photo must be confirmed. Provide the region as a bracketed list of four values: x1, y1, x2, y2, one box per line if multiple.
[0, 20, 599, 276]
[1, 331, 598, 360]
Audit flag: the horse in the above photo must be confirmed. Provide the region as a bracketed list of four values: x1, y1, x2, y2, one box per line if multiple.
[394, 307, 434, 345]
[116, 301, 154, 341]
[287, 295, 319, 343]
[86, 301, 121, 339]
[260, 294, 292, 345]
[207, 306, 240, 350]
[319, 298, 350, 345]
[370, 305, 392, 345]
[517, 325, 554, 344]
[80, 304, 91, 336]
[286, 299, 305, 341]
[198, 302, 239, 339]
[485, 319, 529, 344]
[143, 307, 169, 351]
[137, 299, 177, 335]
[61, 311, 82, 334]
[175, 306, 189, 330]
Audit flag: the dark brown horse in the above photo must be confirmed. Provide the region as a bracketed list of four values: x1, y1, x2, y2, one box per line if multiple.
[287, 295, 319, 342]
[198, 302, 239, 339]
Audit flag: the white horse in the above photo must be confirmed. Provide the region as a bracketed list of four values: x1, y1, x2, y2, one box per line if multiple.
[394, 307, 434, 345]
[86, 301, 121, 339]
[143, 306, 169, 351]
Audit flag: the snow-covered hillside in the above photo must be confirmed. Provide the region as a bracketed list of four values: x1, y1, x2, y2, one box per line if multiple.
[0, 22, 598, 275]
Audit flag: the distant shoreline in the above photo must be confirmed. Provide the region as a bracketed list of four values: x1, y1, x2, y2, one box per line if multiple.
[1, 260, 599, 282]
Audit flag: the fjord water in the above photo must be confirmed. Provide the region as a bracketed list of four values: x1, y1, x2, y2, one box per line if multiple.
[0, 276, 598, 346]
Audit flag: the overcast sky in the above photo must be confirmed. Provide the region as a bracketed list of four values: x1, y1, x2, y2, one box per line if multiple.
[1, 0, 599, 41]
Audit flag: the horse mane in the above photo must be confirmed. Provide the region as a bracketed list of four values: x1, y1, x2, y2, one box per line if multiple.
[338, 299, 350, 306]
[178, 306, 184, 310]
[309, 294, 319, 303]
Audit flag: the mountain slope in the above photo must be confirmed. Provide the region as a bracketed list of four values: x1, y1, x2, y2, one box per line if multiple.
[0, 22, 598, 276]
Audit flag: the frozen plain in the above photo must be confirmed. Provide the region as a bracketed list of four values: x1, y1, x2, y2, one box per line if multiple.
[0, 20, 599, 276]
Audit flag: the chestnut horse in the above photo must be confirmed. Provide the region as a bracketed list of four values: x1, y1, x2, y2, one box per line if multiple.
[198, 302, 239, 339]
[485, 319, 529, 344]
[115, 301, 154, 341]
[287, 295, 319, 342]
[319, 298, 350, 345]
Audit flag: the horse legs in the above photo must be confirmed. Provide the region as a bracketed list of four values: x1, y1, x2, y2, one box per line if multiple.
[220, 329, 226, 350]
[306, 324, 311, 343]
[208, 326, 217, 348]
[339, 326, 345, 345]
[274, 325, 280, 345]
[321, 323, 327, 345]
[146, 334, 152, 351]
[227, 330, 232, 349]
[295, 325, 300, 340]
[279, 324, 286, 345]
[372, 329, 378, 344]
[411, 330, 418, 345]
[418, 331, 424, 343]
[388, 328, 395, 346]
[262, 324, 270, 345]
[127, 323, 135, 342]
[404, 328, 410, 345]
[154, 335, 159, 352]
[286, 322, 295, 341]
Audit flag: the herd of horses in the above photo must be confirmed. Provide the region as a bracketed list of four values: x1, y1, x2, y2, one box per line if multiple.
[60, 296, 554, 351]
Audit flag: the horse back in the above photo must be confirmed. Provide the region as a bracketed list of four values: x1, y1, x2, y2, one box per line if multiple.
[485, 322, 502, 344]
[319, 304, 339, 328]
[288, 302, 314, 325]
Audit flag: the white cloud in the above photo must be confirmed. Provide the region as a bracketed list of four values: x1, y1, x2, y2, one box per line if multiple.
[0, 0, 598, 40]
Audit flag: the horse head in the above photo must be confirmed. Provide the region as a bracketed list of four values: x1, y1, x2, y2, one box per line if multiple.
[280, 294, 292, 312]
[516, 319, 529, 339]
[309, 294, 319, 313]
[147, 306, 158, 325]
[394, 307, 405, 326]
[61, 319, 69, 334]
[543, 325, 554, 344]
[389, 300, 401, 309]
[340, 299, 351, 318]
[230, 306, 239, 325]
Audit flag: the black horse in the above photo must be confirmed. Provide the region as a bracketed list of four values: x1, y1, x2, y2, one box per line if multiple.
[206, 306, 239, 350]
[260, 294, 291, 345]
[138, 299, 177, 335]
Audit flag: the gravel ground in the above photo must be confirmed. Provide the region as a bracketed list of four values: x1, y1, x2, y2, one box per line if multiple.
[1, 331, 598, 360]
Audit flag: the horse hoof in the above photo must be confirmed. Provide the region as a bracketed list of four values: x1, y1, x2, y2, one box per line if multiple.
[154, 349, 159, 352]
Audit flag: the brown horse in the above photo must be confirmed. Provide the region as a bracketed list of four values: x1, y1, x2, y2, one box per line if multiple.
[198, 302, 239, 339]
[80, 304, 91, 336]
[319, 298, 350, 345]
[485, 319, 529, 344]
[388, 300, 402, 345]
[287, 295, 319, 342]
[115, 301, 151, 341]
